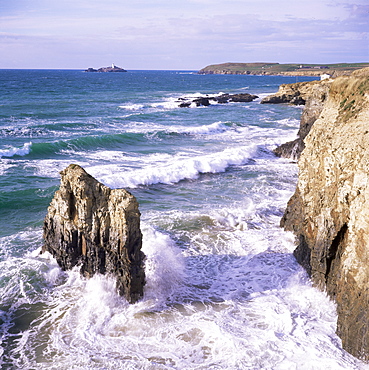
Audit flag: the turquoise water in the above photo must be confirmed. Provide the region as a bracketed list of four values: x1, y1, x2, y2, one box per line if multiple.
[0, 70, 366, 369]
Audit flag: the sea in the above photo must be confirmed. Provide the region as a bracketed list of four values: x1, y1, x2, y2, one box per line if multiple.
[0, 69, 367, 370]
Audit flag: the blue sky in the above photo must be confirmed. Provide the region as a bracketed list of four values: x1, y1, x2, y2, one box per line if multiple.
[0, 0, 368, 69]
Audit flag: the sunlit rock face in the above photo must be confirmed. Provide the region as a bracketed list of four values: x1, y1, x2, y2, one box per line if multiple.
[264, 79, 333, 160]
[282, 68, 369, 360]
[43, 164, 145, 303]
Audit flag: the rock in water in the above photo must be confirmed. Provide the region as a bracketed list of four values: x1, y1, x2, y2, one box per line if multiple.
[42, 164, 145, 303]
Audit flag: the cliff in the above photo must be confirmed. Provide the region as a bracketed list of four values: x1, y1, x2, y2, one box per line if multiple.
[42, 164, 145, 303]
[265, 79, 333, 160]
[281, 67, 369, 360]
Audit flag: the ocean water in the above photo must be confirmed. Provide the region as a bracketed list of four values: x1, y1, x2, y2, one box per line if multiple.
[0, 69, 367, 369]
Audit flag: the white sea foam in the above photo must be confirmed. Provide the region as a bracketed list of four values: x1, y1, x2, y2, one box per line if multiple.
[151, 97, 182, 110]
[173, 121, 228, 135]
[141, 225, 185, 303]
[114, 120, 230, 136]
[90, 145, 257, 188]
[27, 159, 89, 178]
[272, 118, 301, 127]
[118, 103, 144, 110]
[7, 225, 361, 370]
[0, 142, 32, 158]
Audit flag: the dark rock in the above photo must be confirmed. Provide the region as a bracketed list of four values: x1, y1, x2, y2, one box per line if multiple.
[215, 94, 231, 104]
[228, 93, 259, 102]
[42, 164, 145, 303]
[176, 92, 258, 107]
[193, 97, 211, 106]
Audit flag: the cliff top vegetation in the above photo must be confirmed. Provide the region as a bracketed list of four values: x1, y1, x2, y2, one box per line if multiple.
[198, 62, 369, 76]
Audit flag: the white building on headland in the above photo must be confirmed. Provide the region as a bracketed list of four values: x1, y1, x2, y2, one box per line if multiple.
[320, 73, 331, 80]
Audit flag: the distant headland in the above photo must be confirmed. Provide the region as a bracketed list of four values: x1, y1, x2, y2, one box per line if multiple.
[198, 62, 369, 77]
[85, 63, 127, 72]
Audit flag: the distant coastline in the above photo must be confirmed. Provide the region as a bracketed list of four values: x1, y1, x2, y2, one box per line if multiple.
[198, 62, 369, 77]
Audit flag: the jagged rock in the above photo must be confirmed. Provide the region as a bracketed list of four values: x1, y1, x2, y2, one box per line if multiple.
[260, 80, 326, 105]
[281, 68, 369, 360]
[42, 164, 145, 303]
[273, 79, 332, 160]
[227, 93, 258, 102]
[177, 93, 258, 107]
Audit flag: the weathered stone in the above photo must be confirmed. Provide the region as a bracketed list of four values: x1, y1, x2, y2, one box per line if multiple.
[42, 164, 145, 303]
[272, 79, 332, 160]
[281, 67, 369, 360]
[261, 80, 322, 105]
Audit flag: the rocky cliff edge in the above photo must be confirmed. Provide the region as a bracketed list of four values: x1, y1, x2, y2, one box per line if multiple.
[264, 79, 333, 160]
[281, 67, 369, 360]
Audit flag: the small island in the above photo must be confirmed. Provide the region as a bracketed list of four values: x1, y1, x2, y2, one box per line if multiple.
[85, 63, 127, 72]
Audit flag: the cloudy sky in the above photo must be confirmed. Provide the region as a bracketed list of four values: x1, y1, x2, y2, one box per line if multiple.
[0, 0, 368, 70]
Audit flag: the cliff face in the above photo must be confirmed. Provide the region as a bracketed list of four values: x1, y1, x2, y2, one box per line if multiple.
[271, 79, 332, 160]
[282, 68, 369, 360]
[43, 164, 145, 303]
[261, 80, 323, 105]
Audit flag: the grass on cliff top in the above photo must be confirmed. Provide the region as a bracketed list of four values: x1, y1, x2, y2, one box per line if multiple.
[199, 62, 369, 74]
[338, 74, 369, 122]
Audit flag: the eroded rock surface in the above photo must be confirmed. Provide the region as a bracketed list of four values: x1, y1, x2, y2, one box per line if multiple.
[282, 68, 369, 360]
[43, 164, 145, 303]
[273, 79, 332, 160]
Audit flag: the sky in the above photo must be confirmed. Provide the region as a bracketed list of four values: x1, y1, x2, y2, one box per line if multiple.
[0, 0, 368, 70]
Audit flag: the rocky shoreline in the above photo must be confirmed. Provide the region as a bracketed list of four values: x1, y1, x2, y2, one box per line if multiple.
[266, 67, 369, 360]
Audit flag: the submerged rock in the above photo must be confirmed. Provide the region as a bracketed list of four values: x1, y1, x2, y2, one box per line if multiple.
[42, 164, 145, 303]
[281, 68, 369, 360]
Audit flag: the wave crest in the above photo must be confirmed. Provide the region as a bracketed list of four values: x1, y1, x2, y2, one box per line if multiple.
[0, 142, 32, 158]
[90, 145, 257, 188]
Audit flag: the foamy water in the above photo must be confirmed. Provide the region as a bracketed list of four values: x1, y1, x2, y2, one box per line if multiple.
[0, 70, 367, 369]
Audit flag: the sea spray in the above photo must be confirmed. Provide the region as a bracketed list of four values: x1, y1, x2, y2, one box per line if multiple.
[0, 70, 366, 369]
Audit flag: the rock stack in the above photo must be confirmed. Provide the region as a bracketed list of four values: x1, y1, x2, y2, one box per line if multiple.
[42, 164, 145, 303]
